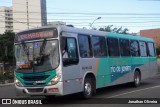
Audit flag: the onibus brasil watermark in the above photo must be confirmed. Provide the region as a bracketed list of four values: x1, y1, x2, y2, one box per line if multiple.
[2, 99, 42, 105]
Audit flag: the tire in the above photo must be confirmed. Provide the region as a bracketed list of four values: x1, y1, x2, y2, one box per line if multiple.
[82, 77, 94, 99]
[133, 71, 141, 87]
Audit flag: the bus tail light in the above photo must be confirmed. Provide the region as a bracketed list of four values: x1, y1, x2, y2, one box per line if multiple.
[48, 74, 61, 85]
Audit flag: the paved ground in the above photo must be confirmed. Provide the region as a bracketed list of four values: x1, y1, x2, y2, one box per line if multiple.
[0, 58, 160, 107]
[158, 59, 160, 73]
[0, 74, 160, 107]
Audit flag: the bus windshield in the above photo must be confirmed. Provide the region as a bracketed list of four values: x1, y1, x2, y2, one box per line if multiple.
[15, 40, 59, 73]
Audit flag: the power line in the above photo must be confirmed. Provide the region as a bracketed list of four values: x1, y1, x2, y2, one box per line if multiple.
[75, 25, 160, 27]
[0, 26, 21, 31]
[1, 11, 160, 16]
[2, 15, 160, 20]
[0, 0, 105, 13]
[0, 15, 36, 28]
[1, 20, 159, 24]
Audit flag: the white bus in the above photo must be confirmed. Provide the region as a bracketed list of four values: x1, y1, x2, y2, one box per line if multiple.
[14, 26, 158, 98]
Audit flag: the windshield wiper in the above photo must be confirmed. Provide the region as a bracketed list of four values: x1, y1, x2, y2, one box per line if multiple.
[39, 39, 47, 56]
[33, 39, 47, 65]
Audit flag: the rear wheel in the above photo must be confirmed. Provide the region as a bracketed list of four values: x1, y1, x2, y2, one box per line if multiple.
[82, 77, 94, 99]
[133, 71, 141, 87]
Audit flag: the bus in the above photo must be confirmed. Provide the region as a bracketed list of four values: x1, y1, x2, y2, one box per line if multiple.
[14, 26, 158, 98]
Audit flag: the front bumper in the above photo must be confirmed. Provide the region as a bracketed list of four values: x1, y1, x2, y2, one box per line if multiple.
[15, 81, 63, 96]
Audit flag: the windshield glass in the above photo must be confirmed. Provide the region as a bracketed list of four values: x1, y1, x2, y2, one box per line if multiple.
[15, 40, 59, 73]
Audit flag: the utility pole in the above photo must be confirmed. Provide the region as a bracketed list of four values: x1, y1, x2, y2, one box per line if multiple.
[26, 0, 29, 29]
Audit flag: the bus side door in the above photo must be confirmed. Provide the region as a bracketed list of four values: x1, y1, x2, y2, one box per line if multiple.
[61, 33, 82, 95]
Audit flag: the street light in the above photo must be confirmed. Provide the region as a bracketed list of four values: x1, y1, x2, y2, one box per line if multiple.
[89, 17, 102, 29]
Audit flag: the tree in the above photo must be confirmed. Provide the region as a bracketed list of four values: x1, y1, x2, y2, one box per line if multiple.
[156, 46, 160, 58]
[0, 32, 15, 64]
[0, 32, 15, 81]
[99, 25, 129, 34]
[99, 25, 113, 32]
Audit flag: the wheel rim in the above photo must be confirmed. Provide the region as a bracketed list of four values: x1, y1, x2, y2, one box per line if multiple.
[84, 82, 92, 96]
[135, 73, 140, 85]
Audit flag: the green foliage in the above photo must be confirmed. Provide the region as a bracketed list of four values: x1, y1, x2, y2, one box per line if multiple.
[156, 47, 160, 58]
[0, 72, 6, 80]
[0, 71, 14, 82]
[99, 25, 129, 34]
[0, 32, 15, 64]
[0, 32, 15, 82]
[3, 71, 14, 80]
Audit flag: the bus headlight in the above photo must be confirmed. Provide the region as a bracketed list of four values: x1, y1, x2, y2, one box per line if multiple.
[15, 78, 23, 87]
[48, 74, 61, 85]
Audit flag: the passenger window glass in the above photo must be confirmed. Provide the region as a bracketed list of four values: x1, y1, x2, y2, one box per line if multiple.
[147, 42, 155, 57]
[61, 37, 78, 66]
[92, 36, 107, 57]
[67, 38, 78, 58]
[78, 35, 92, 58]
[107, 38, 120, 56]
[139, 41, 147, 57]
[130, 40, 139, 56]
[119, 39, 130, 56]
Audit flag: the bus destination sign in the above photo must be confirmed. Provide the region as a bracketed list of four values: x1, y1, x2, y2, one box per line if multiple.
[16, 28, 57, 42]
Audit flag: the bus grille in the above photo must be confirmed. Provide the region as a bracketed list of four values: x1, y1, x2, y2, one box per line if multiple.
[25, 82, 46, 86]
[21, 75, 49, 81]
[27, 88, 43, 93]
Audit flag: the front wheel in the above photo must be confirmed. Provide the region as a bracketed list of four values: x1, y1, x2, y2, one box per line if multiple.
[82, 78, 94, 99]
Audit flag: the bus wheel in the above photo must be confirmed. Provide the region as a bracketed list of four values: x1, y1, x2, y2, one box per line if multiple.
[83, 77, 93, 99]
[133, 71, 141, 87]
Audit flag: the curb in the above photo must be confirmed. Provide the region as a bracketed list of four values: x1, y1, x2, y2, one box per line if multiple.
[0, 83, 14, 87]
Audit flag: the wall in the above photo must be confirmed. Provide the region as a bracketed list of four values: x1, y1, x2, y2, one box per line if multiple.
[140, 29, 160, 47]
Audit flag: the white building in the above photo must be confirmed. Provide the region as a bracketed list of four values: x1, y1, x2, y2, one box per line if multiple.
[48, 21, 66, 26]
[13, 0, 47, 33]
[0, 6, 13, 34]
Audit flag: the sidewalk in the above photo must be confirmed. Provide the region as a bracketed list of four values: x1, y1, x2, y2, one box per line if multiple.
[0, 83, 14, 87]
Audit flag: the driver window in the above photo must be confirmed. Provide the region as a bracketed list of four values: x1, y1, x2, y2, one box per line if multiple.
[61, 37, 79, 66]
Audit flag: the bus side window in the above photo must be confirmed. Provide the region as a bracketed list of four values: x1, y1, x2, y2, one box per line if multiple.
[147, 42, 155, 57]
[61, 37, 68, 58]
[78, 34, 93, 58]
[92, 36, 107, 57]
[107, 38, 120, 57]
[139, 41, 147, 57]
[130, 40, 140, 57]
[119, 39, 130, 56]
[61, 37, 79, 66]
[67, 38, 78, 59]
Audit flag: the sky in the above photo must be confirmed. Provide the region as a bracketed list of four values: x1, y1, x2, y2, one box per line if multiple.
[0, 0, 160, 33]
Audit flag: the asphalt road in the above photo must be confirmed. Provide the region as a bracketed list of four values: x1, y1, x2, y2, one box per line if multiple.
[0, 74, 160, 107]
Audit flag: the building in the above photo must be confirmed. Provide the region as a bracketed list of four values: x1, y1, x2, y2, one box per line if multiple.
[48, 21, 66, 26]
[13, 0, 47, 33]
[140, 28, 160, 47]
[0, 6, 13, 34]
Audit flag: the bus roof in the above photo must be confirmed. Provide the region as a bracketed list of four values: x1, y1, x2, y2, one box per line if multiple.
[16, 25, 154, 42]
[60, 26, 154, 42]
[107, 32, 154, 42]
